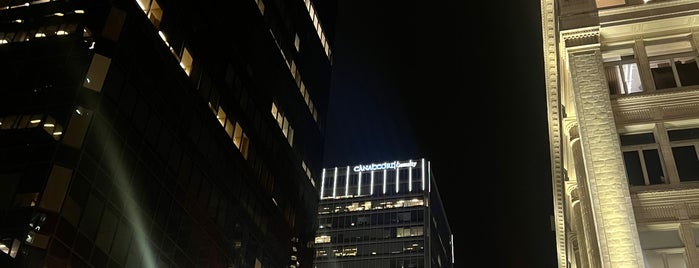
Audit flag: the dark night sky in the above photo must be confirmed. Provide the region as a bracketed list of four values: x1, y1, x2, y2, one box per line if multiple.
[323, 1, 557, 267]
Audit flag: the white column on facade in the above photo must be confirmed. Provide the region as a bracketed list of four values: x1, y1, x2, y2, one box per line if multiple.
[571, 133, 601, 268]
[567, 36, 645, 266]
[571, 200, 590, 268]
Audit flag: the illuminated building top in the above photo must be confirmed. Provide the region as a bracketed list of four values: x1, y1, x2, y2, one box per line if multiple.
[320, 158, 429, 199]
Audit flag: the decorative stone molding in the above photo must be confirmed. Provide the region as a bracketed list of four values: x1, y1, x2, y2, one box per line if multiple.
[562, 26, 601, 48]
[612, 88, 699, 124]
[541, 0, 568, 266]
[563, 118, 579, 140]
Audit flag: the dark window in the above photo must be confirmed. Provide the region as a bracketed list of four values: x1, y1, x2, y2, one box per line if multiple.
[620, 133, 655, 146]
[643, 150, 665, 185]
[672, 146, 699, 182]
[676, 58, 699, 86]
[623, 151, 645, 186]
[668, 128, 699, 142]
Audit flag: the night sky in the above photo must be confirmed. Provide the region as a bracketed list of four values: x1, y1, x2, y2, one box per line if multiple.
[323, 1, 557, 267]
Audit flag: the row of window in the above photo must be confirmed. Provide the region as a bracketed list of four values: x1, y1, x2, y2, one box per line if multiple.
[319, 210, 424, 230]
[620, 126, 699, 186]
[603, 36, 699, 95]
[315, 226, 425, 244]
[138, 0, 319, 192]
[315, 241, 424, 258]
[319, 198, 424, 215]
[0, 114, 64, 140]
[302, 0, 331, 60]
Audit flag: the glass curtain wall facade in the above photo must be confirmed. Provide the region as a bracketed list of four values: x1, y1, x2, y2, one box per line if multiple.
[0, 0, 335, 267]
[541, 0, 699, 267]
[314, 158, 454, 268]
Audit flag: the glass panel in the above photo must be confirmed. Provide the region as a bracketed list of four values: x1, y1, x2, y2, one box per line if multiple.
[644, 253, 664, 268]
[668, 128, 699, 142]
[39, 165, 73, 212]
[675, 56, 699, 87]
[667, 253, 687, 268]
[672, 146, 699, 182]
[623, 151, 645, 186]
[650, 59, 677, 89]
[623, 63, 643, 93]
[643, 149, 665, 185]
[606, 65, 623, 95]
[639, 230, 683, 249]
[620, 133, 655, 146]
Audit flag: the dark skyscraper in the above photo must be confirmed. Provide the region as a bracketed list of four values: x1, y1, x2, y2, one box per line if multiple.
[314, 158, 454, 268]
[0, 0, 334, 267]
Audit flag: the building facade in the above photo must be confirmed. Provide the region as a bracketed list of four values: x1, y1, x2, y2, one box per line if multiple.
[541, 0, 699, 267]
[313, 158, 454, 268]
[0, 0, 334, 267]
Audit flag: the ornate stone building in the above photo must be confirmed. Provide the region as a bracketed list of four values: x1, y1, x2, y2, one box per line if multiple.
[541, 0, 699, 267]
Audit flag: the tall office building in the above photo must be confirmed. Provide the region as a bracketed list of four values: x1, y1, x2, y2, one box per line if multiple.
[0, 0, 334, 267]
[313, 158, 454, 268]
[541, 0, 699, 267]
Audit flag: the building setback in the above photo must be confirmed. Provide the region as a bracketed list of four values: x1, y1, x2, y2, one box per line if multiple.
[0, 0, 335, 267]
[313, 158, 454, 268]
[541, 0, 699, 267]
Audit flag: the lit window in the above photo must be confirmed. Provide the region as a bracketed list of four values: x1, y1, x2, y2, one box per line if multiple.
[314, 235, 330, 244]
[603, 46, 643, 95]
[180, 47, 193, 76]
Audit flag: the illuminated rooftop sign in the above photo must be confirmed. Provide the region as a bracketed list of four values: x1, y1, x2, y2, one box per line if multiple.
[353, 160, 417, 172]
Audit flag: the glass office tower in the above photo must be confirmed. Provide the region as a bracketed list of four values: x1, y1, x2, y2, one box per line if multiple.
[314, 158, 454, 268]
[0, 0, 334, 267]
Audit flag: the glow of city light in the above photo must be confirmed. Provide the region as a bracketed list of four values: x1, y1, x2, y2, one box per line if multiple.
[93, 119, 156, 268]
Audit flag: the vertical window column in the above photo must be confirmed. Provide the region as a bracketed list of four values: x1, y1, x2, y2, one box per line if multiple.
[654, 123, 681, 184]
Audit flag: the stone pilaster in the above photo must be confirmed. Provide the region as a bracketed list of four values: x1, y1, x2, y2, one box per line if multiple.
[571, 135, 602, 268]
[572, 200, 590, 268]
[566, 28, 645, 267]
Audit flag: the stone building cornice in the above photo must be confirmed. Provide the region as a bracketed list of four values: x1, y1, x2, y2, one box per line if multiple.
[561, 26, 601, 48]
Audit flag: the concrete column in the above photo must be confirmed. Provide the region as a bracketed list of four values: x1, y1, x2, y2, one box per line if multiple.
[568, 46, 645, 267]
